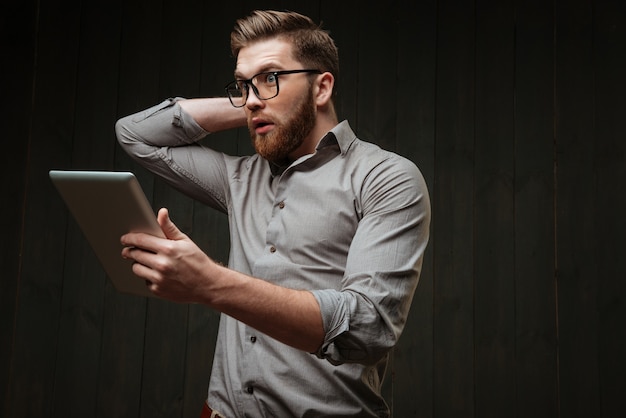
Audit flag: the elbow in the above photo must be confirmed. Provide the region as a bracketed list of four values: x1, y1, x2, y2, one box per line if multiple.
[316, 328, 397, 367]
[114, 116, 134, 147]
[312, 288, 407, 366]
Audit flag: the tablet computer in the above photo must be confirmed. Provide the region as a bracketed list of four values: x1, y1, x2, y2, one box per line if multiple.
[49, 170, 164, 297]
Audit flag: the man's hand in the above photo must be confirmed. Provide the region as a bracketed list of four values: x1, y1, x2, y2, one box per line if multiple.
[121, 208, 215, 303]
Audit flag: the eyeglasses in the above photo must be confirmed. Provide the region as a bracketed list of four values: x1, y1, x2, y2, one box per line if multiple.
[225, 69, 321, 108]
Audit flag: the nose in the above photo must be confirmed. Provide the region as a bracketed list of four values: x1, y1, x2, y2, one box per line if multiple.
[245, 86, 264, 110]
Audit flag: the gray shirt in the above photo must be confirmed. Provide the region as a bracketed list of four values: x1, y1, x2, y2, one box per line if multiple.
[115, 98, 431, 417]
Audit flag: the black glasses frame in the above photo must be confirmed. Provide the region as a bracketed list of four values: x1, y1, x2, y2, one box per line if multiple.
[225, 69, 321, 108]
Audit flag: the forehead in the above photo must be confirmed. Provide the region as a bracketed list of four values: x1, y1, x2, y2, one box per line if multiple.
[235, 38, 300, 78]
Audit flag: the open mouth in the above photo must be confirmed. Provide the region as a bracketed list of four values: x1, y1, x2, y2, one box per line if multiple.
[252, 118, 274, 134]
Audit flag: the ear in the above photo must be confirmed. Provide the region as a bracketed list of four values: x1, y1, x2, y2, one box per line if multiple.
[314, 72, 335, 107]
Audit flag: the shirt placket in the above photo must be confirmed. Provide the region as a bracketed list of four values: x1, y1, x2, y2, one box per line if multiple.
[239, 170, 291, 414]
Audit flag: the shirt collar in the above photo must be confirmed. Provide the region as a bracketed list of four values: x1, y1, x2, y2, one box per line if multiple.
[316, 120, 357, 156]
[268, 120, 357, 176]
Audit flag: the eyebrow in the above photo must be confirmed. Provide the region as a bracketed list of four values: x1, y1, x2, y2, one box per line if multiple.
[234, 64, 283, 80]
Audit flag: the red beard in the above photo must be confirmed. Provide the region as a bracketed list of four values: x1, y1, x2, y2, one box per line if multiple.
[249, 87, 316, 164]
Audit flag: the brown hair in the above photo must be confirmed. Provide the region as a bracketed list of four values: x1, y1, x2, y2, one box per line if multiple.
[230, 10, 339, 94]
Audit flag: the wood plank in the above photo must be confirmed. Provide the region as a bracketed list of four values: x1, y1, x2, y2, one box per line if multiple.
[473, 0, 517, 415]
[355, 1, 398, 152]
[95, 0, 165, 415]
[0, 0, 37, 414]
[6, 0, 82, 415]
[593, 0, 626, 415]
[432, 0, 476, 416]
[394, 0, 437, 415]
[95, 292, 148, 418]
[320, 0, 359, 128]
[554, 0, 600, 416]
[51, 0, 123, 415]
[513, 0, 560, 416]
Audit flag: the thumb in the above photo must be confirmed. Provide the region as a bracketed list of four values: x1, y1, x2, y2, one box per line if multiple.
[157, 208, 187, 241]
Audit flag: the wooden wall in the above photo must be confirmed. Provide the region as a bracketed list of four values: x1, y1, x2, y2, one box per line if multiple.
[2, 0, 625, 417]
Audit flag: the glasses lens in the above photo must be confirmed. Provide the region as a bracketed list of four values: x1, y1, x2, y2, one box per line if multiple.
[252, 73, 278, 100]
[226, 72, 282, 107]
[226, 81, 246, 107]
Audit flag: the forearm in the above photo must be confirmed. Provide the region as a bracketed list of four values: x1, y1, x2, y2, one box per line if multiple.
[178, 97, 246, 132]
[203, 263, 325, 353]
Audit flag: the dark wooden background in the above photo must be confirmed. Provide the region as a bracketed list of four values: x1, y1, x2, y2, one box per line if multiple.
[2, 0, 625, 417]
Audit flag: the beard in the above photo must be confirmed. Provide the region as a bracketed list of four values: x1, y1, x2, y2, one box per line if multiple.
[249, 87, 316, 165]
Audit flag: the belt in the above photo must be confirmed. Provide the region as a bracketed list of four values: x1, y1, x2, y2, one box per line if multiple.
[201, 401, 224, 418]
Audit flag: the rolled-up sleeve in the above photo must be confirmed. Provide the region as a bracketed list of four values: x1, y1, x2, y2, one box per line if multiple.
[311, 156, 431, 366]
[115, 97, 208, 148]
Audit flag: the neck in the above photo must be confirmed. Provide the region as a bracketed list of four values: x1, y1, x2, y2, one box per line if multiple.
[288, 107, 338, 161]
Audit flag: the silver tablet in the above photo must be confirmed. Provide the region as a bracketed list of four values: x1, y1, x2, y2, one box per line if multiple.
[49, 170, 163, 297]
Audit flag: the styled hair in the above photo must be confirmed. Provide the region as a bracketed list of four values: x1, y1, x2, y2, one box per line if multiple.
[230, 10, 339, 93]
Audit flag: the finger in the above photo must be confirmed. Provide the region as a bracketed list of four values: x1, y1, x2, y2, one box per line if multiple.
[121, 245, 147, 263]
[130, 257, 160, 283]
[157, 208, 187, 241]
[144, 279, 160, 296]
[120, 232, 163, 254]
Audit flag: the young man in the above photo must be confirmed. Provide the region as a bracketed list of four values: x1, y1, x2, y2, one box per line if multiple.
[115, 10, 430, 417]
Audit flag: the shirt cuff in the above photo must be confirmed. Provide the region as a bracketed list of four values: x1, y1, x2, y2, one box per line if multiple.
[310, 289, 351, 364]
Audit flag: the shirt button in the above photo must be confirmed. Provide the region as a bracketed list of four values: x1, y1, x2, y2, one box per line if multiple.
[250, 336, 257, 343]
[278, 201, 285, 209]
[270, 246, 276, 253]
[247, 386, 254, 394]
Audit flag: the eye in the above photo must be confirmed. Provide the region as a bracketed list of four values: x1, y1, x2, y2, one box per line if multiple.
[264, 73, 277, 84]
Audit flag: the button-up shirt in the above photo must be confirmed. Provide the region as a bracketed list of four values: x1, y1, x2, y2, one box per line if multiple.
[115, 98, 431, 417]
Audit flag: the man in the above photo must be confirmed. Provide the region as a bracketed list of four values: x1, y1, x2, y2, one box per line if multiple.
[115, 9, 430, 417]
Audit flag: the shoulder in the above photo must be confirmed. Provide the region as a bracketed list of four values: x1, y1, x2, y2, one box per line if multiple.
[349, 138, 423, 184]
[343, 138, 429, 218]
[331, 122, 417, 175]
